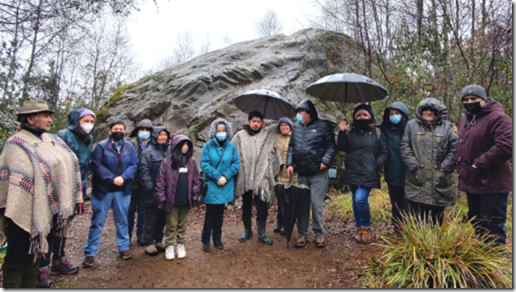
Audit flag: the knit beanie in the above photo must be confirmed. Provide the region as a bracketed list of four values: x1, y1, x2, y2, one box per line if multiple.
[461, 84, 488, 102]
[277, 116, 293, 130]
[354, 109, 372, 120]
[79, 109, 96, 120]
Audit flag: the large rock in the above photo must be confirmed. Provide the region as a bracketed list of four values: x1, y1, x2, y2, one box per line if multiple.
[96, 28, 364, 162]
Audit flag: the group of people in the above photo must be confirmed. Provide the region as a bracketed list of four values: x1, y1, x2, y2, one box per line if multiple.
[0, 83, 511, 288]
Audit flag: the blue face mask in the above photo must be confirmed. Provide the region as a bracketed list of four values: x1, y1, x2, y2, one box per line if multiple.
[216, 132, 227, 141]
[296, 113, 304, 124]
[138, 131, 150, 141]
[389, 115, 402, 125]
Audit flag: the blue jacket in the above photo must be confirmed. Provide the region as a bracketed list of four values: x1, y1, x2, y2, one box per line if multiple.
[200, 137, 240, 205]
[91, 137, 138, 199]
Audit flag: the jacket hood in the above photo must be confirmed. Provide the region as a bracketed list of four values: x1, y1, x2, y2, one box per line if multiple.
[296, 99, 319, 120]
[170, 134, 193, 152]
[67, 108, 91, 132]
[353, 104, 376, 122]
[382, 101, 410, 125]
[151, 126, 171, 145]
[130, 119, 153, 137]
[415, 98, 448, 126]
[208, 118, 233, 139]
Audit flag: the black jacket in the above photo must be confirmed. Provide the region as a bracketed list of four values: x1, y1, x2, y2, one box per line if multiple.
[287, 99, 336, 175]
[337, 104, 388, 189]
[138, 127, 171, 208]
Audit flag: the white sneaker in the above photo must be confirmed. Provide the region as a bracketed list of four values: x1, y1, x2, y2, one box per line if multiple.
[177, 244, 186, 259]
[165, 245, 175, 260]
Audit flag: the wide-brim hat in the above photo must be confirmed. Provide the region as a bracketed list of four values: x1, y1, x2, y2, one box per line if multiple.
[17, 99, 55, 116]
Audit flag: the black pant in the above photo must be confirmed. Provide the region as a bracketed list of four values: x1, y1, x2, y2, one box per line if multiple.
[3, 218, 40, 288]
[141, 206, 166, 246]
[274, 185, 286, 228]
[467, 193, 508, 246]
[128, 191, 145, 240]
[242, 191, 269, 224]
[40, 233, 66, 267]
[408, 200, 445, 226]
[387, 184, 407, 225]
[202, 204, 225, 244]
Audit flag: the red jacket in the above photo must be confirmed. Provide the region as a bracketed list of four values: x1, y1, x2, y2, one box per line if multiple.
[455, 99, 512, 194]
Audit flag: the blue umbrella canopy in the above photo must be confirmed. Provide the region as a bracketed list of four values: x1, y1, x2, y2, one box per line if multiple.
[234, 89, 296, 120]
[305, 73, 388, 103]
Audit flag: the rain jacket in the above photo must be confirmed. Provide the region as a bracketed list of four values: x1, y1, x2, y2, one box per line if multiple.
[200, 118, 240, 205]
[380, 102, 410, 187]
[154, 135, 201, 212]
[455, 98, 513, 194]
[138, 127, 171, 208]
[287, 99, 336, 176]
[337, 104, 388, 189]
[91, 137, 138, 199]
[400, 98, 458, 207]
[129, 119, 153, 196]
[57, 108, 95, 192]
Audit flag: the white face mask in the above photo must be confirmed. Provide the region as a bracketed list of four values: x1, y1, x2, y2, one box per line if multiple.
[81, 123, 94, 134]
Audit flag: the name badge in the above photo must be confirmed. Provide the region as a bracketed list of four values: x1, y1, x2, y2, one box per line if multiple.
[179, 167, 188, 173]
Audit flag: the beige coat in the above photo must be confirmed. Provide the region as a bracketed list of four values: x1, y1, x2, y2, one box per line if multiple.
[274, 132, 297, 185]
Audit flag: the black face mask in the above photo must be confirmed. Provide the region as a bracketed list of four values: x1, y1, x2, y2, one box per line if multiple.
[111, 132, 124, 141]
[158, 143, 169, 152]
[463, 102, 483, 115]
[354, 119, 373, 130]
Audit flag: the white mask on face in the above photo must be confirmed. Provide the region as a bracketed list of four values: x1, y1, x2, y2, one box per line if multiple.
[81, 123, 94, 134]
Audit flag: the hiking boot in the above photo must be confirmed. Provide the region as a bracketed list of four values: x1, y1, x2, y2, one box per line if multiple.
[177, 244, 186, 259]
[145, 244, 159, 256]
[202, 243, 211, 252]
[36, 266, 52, 288]
[315, 235, 327, 248]
[119, 249, 133, 260]
[295, 236, 307, 248]
[353, 227, 363, 243]
[82, 256, 95, 268]
[257, 222, 273, 245]
[361, 227, 372, 244]
[165, 245, 175, 260]
[273, 223, 282, 233]
[214, 241, 224, 249]
[279, 228, 286, 236]
[155, 241, 165, 251]
[51, 256, 79, 275]
[238, 229, 253, 242]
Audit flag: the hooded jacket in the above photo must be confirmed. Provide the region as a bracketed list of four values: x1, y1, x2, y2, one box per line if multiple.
[138, 127, 171, 208]
[130, 119, 153, 156]
[154, 135, 201, 212]
[400, 98, 458, 206]
[337, 104, 388, 189]
[200, 118, 241, 204]
[57, 108, 95, 192]
[455, 98, 512, 194]
[287, 99, 337, 175]
[380, 102, 410, 187]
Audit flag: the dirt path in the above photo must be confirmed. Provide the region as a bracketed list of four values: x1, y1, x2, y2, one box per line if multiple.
[49, 201, 382, 288]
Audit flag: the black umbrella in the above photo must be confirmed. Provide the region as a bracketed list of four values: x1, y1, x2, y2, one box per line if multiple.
[234, 89, 296, 120]
[305, 73, 388, 104]
[282, 179, 311, 248]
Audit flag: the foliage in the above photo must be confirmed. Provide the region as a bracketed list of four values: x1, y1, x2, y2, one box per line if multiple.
[364, 212, 512, 288]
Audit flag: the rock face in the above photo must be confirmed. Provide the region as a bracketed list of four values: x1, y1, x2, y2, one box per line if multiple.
[97, 28, 364, 162]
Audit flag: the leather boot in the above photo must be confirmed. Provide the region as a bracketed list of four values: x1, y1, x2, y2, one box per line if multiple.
[213, 230, 224, 249]
[238, 215, 253, 242]
[353, 227, 363, 243]
[257, 222, 273, 245]
[36, 266, 52, 288]
[361, 226, 372, 244]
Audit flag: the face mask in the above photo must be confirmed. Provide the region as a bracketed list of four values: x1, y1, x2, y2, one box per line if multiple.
[111, 132, 124, 141]
[80, 123, 94, 134]
[158, 143, 169, 152]
[463, 102, 483, 115]
[354, 119, 373, 130]
[216, 132, 227, 142]
[296, 113, 304, 124]
[389, 115, 402, 125]
[138, 131, 150, 141]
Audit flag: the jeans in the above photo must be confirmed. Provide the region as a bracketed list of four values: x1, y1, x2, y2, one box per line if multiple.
[297, 170, 328, 237]
[202, 204, 225, 244]
[84, 191, 131, 256]
[128, 191, 145, 240]
[467, 193, 508, 246]
[387, 184, 407, 225]
[141, 207, 166, 246]
[349, 185, 372, 228]
[164, 205, 190, 247]
[408, 200, 445, 226]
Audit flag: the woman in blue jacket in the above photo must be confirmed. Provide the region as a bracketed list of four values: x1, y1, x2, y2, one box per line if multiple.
[200, 118, 240, 252]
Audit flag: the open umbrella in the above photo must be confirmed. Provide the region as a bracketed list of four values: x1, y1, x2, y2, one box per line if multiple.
[282, 179, 311, 248]
[305, 73, 388, 103]
[234, 89, 296, 120]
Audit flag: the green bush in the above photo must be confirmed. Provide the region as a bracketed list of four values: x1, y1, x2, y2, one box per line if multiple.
[364, 212, 512, 288]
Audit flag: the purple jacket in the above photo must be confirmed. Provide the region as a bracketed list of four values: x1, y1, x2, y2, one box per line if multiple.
[455, 99, 512, 194]
[154, 135, 201, 212]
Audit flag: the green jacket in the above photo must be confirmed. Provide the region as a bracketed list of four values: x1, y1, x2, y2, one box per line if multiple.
[400, 98, 458, 207]
[56, 108, 95, 192]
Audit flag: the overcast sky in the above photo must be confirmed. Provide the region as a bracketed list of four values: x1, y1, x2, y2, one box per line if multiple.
[126, 0, 318, 71]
